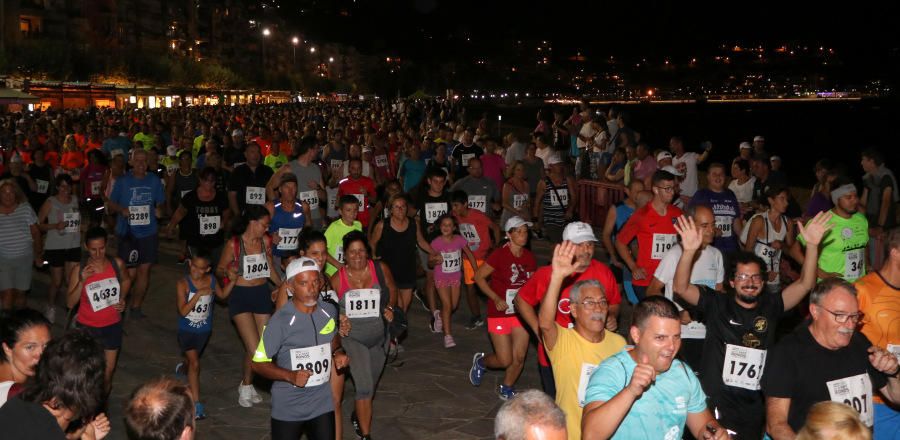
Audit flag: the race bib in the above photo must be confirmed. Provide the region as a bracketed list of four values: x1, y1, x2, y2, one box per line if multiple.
[722, 344, 766, 391]
[330, 159, 343, 170]
[345, 288, 381, 319]
[245, 186, 265, 205]
[827, 373, 874, 427]
[128, 205, 151, 226]
[461, 153, 475, 167]
[375, 155, 388, 168]
[299, 190, 320, 210]
[242, 253, 270, 280]
[199, 215, 220, 235]
[166, 164, 178, 174]
[86, 278, 121, 313]
[441, 250, 461, 273]
[577, 363, 598, 407]
[334, 245, 344, 263]
[467, 195, 487, 213]
[277, 228, 301, 251]
[36, 179, 49, 194]
[505, 289, 518, 315]
[353, 193, 365, 212]
[549, 188, 569, 207]
[754, 242, 781, 278]
[63, 212, 80, 234]
[887, 344, 900, 362]
[290, 343, 331, 387]
[90, 181, 101, 196]
[185, 291, 212, 324]
[651, 233, 677, 260]
[715, 215, 733, 238]
[424, 202, 448, 224]
[459, 223, 481, 245]
[845, 249, 864, 280]
[513, 194, 528, 209]
[681, 321, 707, 339]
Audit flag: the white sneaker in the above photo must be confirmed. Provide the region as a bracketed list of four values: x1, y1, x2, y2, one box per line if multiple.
[238, 384, 254, 407]
[44, 306, 56, 324]
[249, 385, 263, 404]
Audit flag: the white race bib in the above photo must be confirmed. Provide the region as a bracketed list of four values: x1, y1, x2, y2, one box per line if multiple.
[353, 193, 365, 212]
[299, 190, 320, 210]
[681, 321, 707, 339]
[505, 289, 518, 315]
[186, 291, 213, 323]
[242, 253, 270, 280]
[715, 215, 733, 238]
[199, 215, 220, 235]
[290, 343, 331, 387]
[651, 233, 677, 260]
[375, 155, 388, 168]
[549, 188, 569, 207]
[166, 164, 178, 174]
[754, 242, 781, 281]
[330, 159, 343, 170]
[722, 344, 766, 391]
[467, 195, 487, 213]
[827, 373, 874, 427]
[86, 278, 121, 312]
[128, 205, 151, 226]
[245, 186, 265, 205]
[277, 228, 301, 251]
[345, 288, 381, 319]
[513, 194, 528, 209]
[63, 212, 80, 234]
[577, 363, 598, 407]
[461, 153, 475, 167]
[441, 250, 462, 273]
[845, 249, 864, 279]
[459, 223, 481, 245]
[888, 344, 900, 362]
[36, 179, 49, 194]
[334, 245, 344, 264]
[90, 181, 101, 196]
[424, 202, 448, 224]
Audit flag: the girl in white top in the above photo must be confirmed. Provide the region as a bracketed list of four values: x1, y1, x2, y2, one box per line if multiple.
[729, 158, 756, 207]
[742, 186, 795, 293]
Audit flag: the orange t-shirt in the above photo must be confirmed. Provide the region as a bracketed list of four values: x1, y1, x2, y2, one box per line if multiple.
[61, 151, 85, 171]
[855, 271, 900, 403]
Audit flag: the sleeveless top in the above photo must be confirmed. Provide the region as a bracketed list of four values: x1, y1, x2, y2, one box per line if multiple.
[234, 236, 270, 280]
[744, 211, 787, 288]
[377, 218, 418, 285]
[268, 200, 306, 257]
[541, 176, 569, 227]
[337, 260, 389, 347]
[501, 179, 530, 227]
[178, 275, 217, 333]
[613, 201, 636, 242]
[45, 196, 81, 250]
[77, 260, 121, 328]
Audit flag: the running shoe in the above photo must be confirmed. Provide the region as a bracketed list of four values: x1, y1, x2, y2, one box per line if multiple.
[498, 384, 517, 401]
[414, 289, 430, 311]
[248, 384, 263, 404]
[431, 310, 443, 333]
[351, 411, 363, 437]
[174, 362, 186, 379]
[194, 402, 207, 420]
[465, 315, 485, 330]
[469, 352, 485, 386]
[443, 334, 456, 348]
[237, 384, 254, 408]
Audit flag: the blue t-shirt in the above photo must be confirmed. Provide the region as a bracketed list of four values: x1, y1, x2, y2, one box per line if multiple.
[584, 349, 707, 440]
[102, 136, 131, 158]
[110, 172, 166, 238]
[689, 188, 741, 254]
[399, 158, 427, 193]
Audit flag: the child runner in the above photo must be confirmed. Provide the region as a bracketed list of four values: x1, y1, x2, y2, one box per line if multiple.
[324, 195, 363, 277]
[430, 214, 477, 348]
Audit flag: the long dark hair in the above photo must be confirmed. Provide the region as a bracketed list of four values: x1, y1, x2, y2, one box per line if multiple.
[1, 309, 50, 362]
[231, 205, 269, 236]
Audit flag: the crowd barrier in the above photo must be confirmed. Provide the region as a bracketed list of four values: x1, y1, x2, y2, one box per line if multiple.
[576, 180, 626, 227]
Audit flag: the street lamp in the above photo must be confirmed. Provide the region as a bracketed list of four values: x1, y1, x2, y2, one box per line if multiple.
[261, 28, 271, 68]
[328, 56, 334, 63]
[309, 47, 316, 53]
[292, 36, 299, 65]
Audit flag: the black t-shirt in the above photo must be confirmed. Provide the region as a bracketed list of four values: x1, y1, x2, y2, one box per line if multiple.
[27, 164, 53, 210]
[413, 190, 451, 241]
[450, 143, 483, 179]
[761, 325, 889, 432]
[0, 397, 66, 439]
[698, 286, 785, 399]
[179, 190, 229, 248]
[227, 163, 273, 213]
[224, 144, 246, 167]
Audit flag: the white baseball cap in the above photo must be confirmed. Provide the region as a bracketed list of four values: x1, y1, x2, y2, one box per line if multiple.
[562, 222, 598, 244]
[739, 142, 752, 150]
[656, 151, 672, 162]
[285, 257, 320, 281]
[770, 155, 782, 162]
[661, 165, 683, 176]
[504, 216, 533, 231]
[753, 135, 765, 142]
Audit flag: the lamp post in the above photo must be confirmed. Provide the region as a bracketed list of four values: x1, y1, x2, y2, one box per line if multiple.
[291, 36, 299, 66]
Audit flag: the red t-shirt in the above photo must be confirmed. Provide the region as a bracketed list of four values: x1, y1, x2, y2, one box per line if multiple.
[253, 137, 273, 156]
[485, 245, 536, 318]
[77, 260, 122, 328]
[337, 176, 376, 227]
[517, 259, 621, 366]
[615, 203, 683, 286]
[454, 208, 494, 260]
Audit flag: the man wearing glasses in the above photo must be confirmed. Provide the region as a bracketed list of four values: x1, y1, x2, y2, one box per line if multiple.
[762, 278, 900, 438]
[671, 210, 832, 440]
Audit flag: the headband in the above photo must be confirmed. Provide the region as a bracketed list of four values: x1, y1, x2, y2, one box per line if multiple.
[831, 184, 857, 205]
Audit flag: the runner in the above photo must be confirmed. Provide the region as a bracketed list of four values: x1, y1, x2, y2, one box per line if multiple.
[411, 167, 452, 321]
[450, 157, 501, 216]
[279, 137, 327, 229]
[251, 257, 349, 440]
[742, 185, 793, 293]
[324, 195, 364, 277]
[266, 172, 312, 277]
[174, 251, 233, 420]
[216, 205, 282, 408]
[689, 162, 743, 255]
[336, 158, 376, 228]
[601, 180, 648, 305]
[367, 179, 402, 237]
[227, 142, 274, 216]
[430, 214, 478, 348]
[534, 156, 577, 243]
[469, 216, 536, 400]
[65, 226, 131, 395]
[450, 128, 483, 181]
[451, 190, 501, 330]
[500, 161, 532, 227]
[166, 167, 231, 267]
[37, 174, 81, 323]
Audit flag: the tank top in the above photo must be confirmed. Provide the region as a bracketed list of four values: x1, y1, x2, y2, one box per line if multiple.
[268, 200, 306, 257]
[747, 211, 787, 288]
[377, 218, 418, 284]
[77, 260, 121, 327]
[235, 236, 270, 281]
[541, 176, 569, 227]
[45, 196, 81, 250]
[613, 201, 636, 243]
[501, 180, 530, 227]
[178, 275, 217, 333]
[337, 260, 389, 347]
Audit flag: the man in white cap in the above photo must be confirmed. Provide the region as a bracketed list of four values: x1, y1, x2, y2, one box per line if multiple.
[738, 142, 753, 161]
[656, 151, 673, 169]
[515, 221, 622, 398]
[752, 135, 767, 156]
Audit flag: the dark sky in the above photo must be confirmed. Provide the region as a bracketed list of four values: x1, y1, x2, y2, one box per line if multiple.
[285, 0, 899, 62]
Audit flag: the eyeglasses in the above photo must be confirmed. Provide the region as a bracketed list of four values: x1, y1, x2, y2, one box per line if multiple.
[655, 186, 675, 193]
[734, 273, 764, 282]
[577, 299, 608, 310]
[818, 306, 863, 324]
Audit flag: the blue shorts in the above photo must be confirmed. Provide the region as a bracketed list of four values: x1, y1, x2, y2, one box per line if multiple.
[177, 331, 211, 354]
[875, 403, 900, 440]
[118, 233, 159, 267]
[228, 284, 274, 318]
[78, 321, 123, 351]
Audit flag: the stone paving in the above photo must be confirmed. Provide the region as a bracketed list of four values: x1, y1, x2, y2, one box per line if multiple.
[27, 235, 573, 439]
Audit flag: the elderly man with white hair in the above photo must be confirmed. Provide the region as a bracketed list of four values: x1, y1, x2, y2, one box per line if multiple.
[494, 390, 566, 440]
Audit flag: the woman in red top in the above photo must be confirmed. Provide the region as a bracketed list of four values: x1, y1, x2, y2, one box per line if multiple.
[60, 134, 85, 183]
[66, 227, 131, 395]
[468, 216, 536, 400]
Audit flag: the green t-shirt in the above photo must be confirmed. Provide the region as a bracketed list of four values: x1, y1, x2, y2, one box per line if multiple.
[324, 219, 362, 276]
[797, 211, 869, 282]
[192, 135, 206, 160]
[264, 153, 288, 172]
[133, 132, 156, 151]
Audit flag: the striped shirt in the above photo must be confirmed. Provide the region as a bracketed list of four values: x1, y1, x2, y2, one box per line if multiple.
[0, 203, 37, 258]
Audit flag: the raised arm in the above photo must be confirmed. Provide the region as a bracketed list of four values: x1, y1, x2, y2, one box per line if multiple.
[672, 215, 702, 306]
[782, 211, 832, 310]
[538, 242, 578, 351]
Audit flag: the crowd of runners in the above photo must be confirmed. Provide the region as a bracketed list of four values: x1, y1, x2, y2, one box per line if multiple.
[0, 99, 897, 440]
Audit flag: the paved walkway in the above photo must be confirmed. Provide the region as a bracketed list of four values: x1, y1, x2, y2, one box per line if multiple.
[29, 235, 574, 439]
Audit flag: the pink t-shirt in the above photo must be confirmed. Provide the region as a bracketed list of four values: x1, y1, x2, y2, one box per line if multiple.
[430, 234, 469, 283]
[480, 153, 506, 191]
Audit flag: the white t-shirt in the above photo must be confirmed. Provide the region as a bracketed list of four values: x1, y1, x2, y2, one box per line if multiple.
[653, 244, 724, 302]
[577, 122, 598, 150]
[728, 176, 757, 204]
[505, 141, 527, 165]
[535, 146, 557, 169]
[673, 152, 699, 197]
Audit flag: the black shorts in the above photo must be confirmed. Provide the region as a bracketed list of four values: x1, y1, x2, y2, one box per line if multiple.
[228, 284, 274, 318]
[44, 248, 81, 267]
[78, 321, 123, 351]
[177, 331, 211, 354]
[118, 234, 159, 267]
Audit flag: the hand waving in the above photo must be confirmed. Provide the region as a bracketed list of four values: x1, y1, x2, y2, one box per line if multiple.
[797, 210, 834, 247]
[551, 242, 579, 279]
[674, 215, 702, 251]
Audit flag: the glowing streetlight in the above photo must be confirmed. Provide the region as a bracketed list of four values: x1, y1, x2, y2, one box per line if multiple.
[328, 56, 334, 63]
[292, 36, 299, 45]
[262, 28, 271, 37]
[310, 47, 316, 53]
[291, 36, 300, 65]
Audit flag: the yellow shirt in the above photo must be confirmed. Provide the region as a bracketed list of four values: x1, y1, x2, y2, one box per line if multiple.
[545, 324, 626, 440]
[856, 271, 900, 404]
